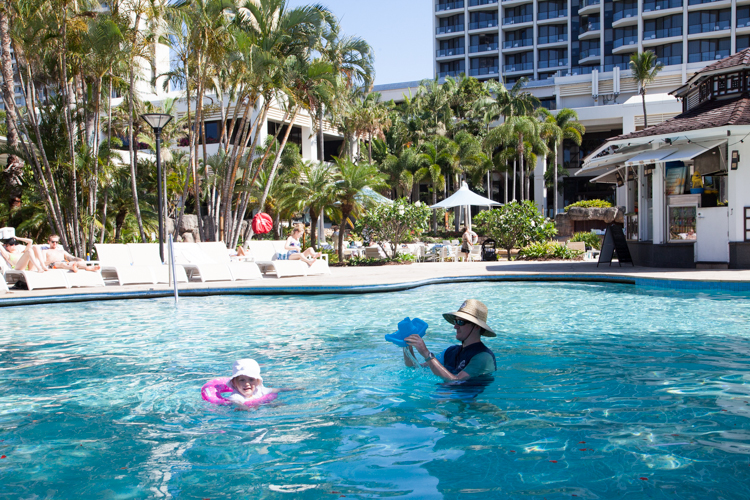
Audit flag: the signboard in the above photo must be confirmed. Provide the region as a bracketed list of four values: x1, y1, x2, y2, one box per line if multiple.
[665, 163, 688, 195]
[597, 225, 634, 267]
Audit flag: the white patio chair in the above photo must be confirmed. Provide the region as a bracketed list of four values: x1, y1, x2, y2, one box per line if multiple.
[270, 241, 330, 276]
[173, 242, 233, 282]
[468, 245, 482, 262]
[198, 242, 263, 281]
[126, 243, 189, 284]
[1, 249, 71, 291]
[95, 243, 156, 286]
[246, 240, 308, 278]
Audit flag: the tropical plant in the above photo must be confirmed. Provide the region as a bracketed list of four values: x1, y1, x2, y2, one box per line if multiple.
[356, 198, 430, 258]
[570, 231, 602, 250]
[629, 51, 664, 129]
[284, 161, 337, 248]
[518, 241, 582, 260]
[565, 199, 613, 211]
[473, 201, 556, 260]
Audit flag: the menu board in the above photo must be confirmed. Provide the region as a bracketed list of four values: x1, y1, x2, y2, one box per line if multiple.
[665, 165, 688, 195]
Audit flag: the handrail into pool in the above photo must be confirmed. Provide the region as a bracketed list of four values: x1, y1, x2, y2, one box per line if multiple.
[0, 273, 748, 308]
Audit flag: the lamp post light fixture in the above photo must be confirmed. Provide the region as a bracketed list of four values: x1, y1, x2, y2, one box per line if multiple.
[140, 113, 173, 262]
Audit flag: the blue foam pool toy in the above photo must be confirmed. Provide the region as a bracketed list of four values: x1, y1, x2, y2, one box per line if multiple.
[385, 317, 428, 347]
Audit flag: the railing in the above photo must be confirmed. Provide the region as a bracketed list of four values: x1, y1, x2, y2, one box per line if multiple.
[579, 22, 601, 35]
[688, 21, 731, 34]
[503, 14, 533, 25]
[579, 0, 600, 8]
[503, 38, 532, 49]
[613, 35, 638, 48]
[642, 0, 683, 12]
[538, 34, 568, 44]
[538, 9, 567, 20]
[738, 15, 750, 29]
[603, 61, 630, 71]
[538, 58, 568, 68]
[688, 50, 730, 63]
[571, 65, 602, 75]
[436, 1, 464, 12]
[436, 24, 465, 34]
[437, 47, 466, 57]
[643, 27, 682, 40]
[504, 62, 533, 72]
[613, 8, 638, 22]
[438, 70, 463, 78]
[167, 234, 179, 305]
[579, 48, 601, 59]
[469, 19, 498, 29]
[688, 0, 724, 5]
[469, 42, 499, 52]
[656, 55, 683, 66]
[470, 0, 498, 5]
[469, 66, 499, 76]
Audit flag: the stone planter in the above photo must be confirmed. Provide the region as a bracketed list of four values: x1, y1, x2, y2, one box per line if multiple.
[554, 206, 625, 239]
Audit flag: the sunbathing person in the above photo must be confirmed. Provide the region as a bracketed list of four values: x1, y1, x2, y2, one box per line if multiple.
[36, 235, 100, 272]
[285, 228, 321, 267]
[1, 237, 47, 272]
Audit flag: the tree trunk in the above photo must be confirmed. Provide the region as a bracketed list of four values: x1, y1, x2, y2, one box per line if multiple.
[641, 90, 648, 129]
[257, 108, 299, 212]
[337, 208, 351, 262]
[0, 5, 19, 150]
[127, 13, 147, 243]
[309, 208, 319, 249]
[318, 106, 325, 163]
[553, 146, 558, 215]
[512, 160, 516, 202]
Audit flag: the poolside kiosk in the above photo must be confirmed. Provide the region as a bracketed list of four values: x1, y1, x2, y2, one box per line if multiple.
[578, 49, 750, 269]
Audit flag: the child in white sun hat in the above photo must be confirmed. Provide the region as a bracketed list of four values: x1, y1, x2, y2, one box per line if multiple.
[227, 358, 299, 404]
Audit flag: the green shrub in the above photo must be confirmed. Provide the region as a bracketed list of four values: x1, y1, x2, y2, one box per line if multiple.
[518, 241, 582, 260]
[570, 231, 602, 250]
[356, 199, 431, 256]
[347, 256, 384, 266]
[564, 199, 612, 211]
[473, 201, 557, 260]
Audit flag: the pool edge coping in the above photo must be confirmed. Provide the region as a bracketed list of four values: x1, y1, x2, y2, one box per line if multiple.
[1, 273, 749, 307]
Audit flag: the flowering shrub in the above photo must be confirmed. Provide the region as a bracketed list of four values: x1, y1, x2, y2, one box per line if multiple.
[356, 199, 431, 258]
[473, 201, 556, 260]
[564, 199, 612, 211]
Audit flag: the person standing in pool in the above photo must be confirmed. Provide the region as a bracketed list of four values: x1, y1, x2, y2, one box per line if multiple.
[403, 299, 496, 381]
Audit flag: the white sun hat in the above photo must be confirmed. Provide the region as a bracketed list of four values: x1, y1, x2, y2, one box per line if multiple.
[231, 359, 262, 380]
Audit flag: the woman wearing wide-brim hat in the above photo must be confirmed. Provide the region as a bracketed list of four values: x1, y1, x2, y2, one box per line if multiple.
[404, 299, 496, 381]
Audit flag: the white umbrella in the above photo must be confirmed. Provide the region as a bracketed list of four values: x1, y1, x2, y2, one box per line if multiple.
[430, 181, 501, 230]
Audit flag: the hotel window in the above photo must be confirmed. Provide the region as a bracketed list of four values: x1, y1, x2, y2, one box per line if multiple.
[538, 25, 567, 45]
[643, 14, 682, 40]
[438, 37, 465, 57]
[580, 15, 600, 35]
[603, 54, 631, 71]
[538, 1, 567, 20]
[613, 0, 637, 22]
[504, 52, 533, 72]
[469, 57, 499, 76]
[614, 27, 638, 49]
[437, 14, 464, 34]
[538, 72, 559, 81]
[642, 0, 682, 12]
[470, 11, 498, 30]
[503, 5, 532, 25]
[538, 49, 568, 68]
[504, 28, 532, 49]
[579, 39, 601, 60]
[438, 60, 465, 77]
[738, 35, 750, 52]
[738, 7, 750, 29]
[653, 42, 682, 66]
[688, 9, 730, 34]
[539, 97, 557, 110]
[688, 38, 730, 62]
[470, 33, 498, 53]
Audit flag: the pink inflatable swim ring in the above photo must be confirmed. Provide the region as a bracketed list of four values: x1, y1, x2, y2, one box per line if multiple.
[201, 377, 278, 407]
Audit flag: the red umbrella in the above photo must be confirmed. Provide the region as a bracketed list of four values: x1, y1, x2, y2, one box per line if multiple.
[252, 212, 273, 234]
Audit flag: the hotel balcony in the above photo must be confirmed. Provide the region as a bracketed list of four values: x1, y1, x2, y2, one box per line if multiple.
[437, 70, 464, 78]
[469, 66, 500, 76]
[469, 19, 499, 31]
[503, 38, 533, 50]
[578, 47, 601, 64]
[578, 0, 601, 16]
[612, 8, 638, 28]
[436, 1, 465, 13]
[537, 34, 568, 47]
[436, 24, 465, 36]
[469, 0, 498, 6]
[538, 59, 568, 69]
[612, 35, 638, 54]
[578, 22, 601, 40]
[469, 42, 499, 53]
[688, 21, 731, 35]
[537, 9, 568, 24]
[436, 47, 466, 58]
[503, 62, 533, 73]
[502, 14, 533, 27]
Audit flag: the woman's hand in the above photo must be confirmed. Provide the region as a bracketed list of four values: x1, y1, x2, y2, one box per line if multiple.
[404, 334, 430, 359]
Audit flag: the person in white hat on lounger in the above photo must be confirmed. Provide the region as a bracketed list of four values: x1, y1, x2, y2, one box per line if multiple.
[403, 299, 496, 381]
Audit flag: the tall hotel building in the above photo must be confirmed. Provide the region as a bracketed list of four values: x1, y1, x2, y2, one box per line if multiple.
[419, 0, 750, 214]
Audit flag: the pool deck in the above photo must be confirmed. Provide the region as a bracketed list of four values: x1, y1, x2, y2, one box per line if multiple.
[2, 260, 750, 306]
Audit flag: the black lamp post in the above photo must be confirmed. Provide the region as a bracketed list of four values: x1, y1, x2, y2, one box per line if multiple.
[140, 113, 173, 262]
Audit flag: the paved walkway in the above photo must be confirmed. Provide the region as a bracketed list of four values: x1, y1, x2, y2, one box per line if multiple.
[2, 260, 750, 307]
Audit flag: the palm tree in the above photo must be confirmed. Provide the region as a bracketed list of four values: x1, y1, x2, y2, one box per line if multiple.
[331, 157, 387, 261]
[538, 108, 585, 214]
[0, 0, 18, 151]
[497, 77, 539, 119]
[629, 51, 663, 129]
[485, 116, 545, 201]
[380, 146, 427, 200]
[285, 161, 337, 248]
[417, 136, 457, 231]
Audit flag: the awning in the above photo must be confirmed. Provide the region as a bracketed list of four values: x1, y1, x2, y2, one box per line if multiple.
[624, 147, 678, 166]
[659, 139, 726, 163]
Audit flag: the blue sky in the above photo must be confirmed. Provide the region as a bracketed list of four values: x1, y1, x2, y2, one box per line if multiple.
[287, 0, 433, 85]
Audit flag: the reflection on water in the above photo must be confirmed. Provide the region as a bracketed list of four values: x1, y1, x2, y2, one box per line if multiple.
[0, 282, 749, 498]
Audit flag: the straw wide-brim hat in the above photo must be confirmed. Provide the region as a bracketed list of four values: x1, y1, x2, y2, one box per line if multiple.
[442, 299, 496, 337]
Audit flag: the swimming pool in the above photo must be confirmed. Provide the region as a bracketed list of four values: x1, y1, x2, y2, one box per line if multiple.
[1, 282, 749, 499]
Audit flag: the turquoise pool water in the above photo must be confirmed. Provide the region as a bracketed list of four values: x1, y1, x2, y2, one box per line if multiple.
[1, 282, 750, 499]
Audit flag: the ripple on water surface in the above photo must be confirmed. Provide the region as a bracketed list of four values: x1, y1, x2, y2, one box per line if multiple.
[1, 282, 750, 499]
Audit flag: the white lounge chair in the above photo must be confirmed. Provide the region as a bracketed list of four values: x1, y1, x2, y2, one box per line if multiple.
[95, 243, 156, 285]
[64, 267, 106, 288]
[126, 243, 189, 284]
[270, 241, 330, 276]
[1, 252, 70, 291]
[246, 240, 308, 278]
[172, 242, 234, 282]
[198, 242, 263, 281]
